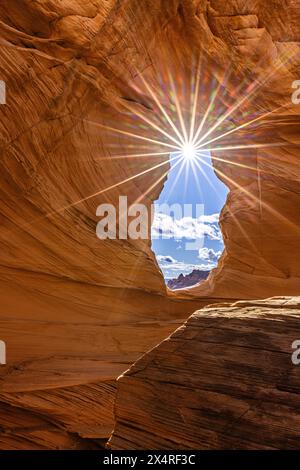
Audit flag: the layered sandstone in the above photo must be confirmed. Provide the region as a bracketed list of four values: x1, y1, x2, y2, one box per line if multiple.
[109, 296, 300, 450]
[0, 0, 210, 448]
[181, 0, 300, 299]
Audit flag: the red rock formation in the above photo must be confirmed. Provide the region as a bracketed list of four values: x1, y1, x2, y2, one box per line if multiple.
[109, 296, 300, 450]
[167, 270, 209, 290]
[177, 0, 300, 299]
[0, 0, 210, 448]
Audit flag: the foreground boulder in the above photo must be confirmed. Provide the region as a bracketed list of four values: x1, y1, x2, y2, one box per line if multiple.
[109, 297, 300, 449]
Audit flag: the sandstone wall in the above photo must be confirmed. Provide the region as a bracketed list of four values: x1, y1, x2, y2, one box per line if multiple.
[109, 296, 300, 450]
[0, 0, 210, 448]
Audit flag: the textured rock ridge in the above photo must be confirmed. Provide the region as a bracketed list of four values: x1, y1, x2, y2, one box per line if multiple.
[109, 296, 300, 450]
[179, 0, 300, 299]
[167, 270, 209, 290]
[0, 0, 208, 448]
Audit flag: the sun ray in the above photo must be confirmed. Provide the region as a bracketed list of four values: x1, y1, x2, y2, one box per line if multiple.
[118, 156, 185, 288]
[12, 156, 182, 237]
[194, 155, 268, 254]
[89, 151, 171, 163]
[189, 55, 202, 143]
[191, 77, 223, 147]
[198, 154, 300, 234]
[194, 90, 260, 149]
[189, 157, 205, 198]
[82, 118, 182, 151]
[121, 100, 183, 148]
[183, 155, 191, 200]
[195, 105, 285, 151]
[195, 150, 280, 176]
[192, 155, 226, 204]
[134, 155, 184, 205]
[138, 74, 185, 145]
[168, 70, 189, 143]
[193, 50, 297, 149]
[160, 156, 187, 203]
[104, 143, 170, 151]
[200, 141, 290, 153]
[191, 64, 233, 147]
[45, 156, 181, 217]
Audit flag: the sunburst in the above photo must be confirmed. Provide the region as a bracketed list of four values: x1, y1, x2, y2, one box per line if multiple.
[16, 49, 299, 231]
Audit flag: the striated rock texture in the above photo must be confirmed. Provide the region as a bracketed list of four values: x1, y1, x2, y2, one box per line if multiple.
[0, 0, 299, 449]
[187, 0, 300, 299]
[109, 296, 300, 450]
[0, 0, 214, 448]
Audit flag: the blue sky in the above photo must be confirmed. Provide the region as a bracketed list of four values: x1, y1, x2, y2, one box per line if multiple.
[151, 151, 228, 281]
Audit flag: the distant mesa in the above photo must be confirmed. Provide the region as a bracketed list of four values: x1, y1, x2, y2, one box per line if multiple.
[167, 269, 210, 290]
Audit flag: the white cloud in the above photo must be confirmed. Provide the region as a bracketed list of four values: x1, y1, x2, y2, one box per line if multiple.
[197, 213, 220, 224]
[198, 247, 222, 263]
[151, 212, 222, 241]
[153, 212, 223, 279]
[156, 255, 216, 280]
[156, 255, 177, 263]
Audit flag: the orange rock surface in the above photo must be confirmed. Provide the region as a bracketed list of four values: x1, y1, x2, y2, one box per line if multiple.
[109, 296, 300, 450]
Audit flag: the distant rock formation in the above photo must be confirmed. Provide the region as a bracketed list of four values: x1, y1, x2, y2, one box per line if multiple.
[167, 270, 210, 290]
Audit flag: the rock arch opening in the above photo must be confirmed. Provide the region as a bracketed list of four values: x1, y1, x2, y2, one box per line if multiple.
[151, 150, 228, 290]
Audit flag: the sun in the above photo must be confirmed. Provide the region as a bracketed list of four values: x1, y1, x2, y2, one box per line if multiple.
[182, 143, 197, 161]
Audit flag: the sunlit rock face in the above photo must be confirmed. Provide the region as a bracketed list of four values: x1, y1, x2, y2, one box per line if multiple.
[180, 0, 300, 299]
[0, 0, 299, 449]
[109, 296, 300, 450]
[0, 0, 204, 449]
